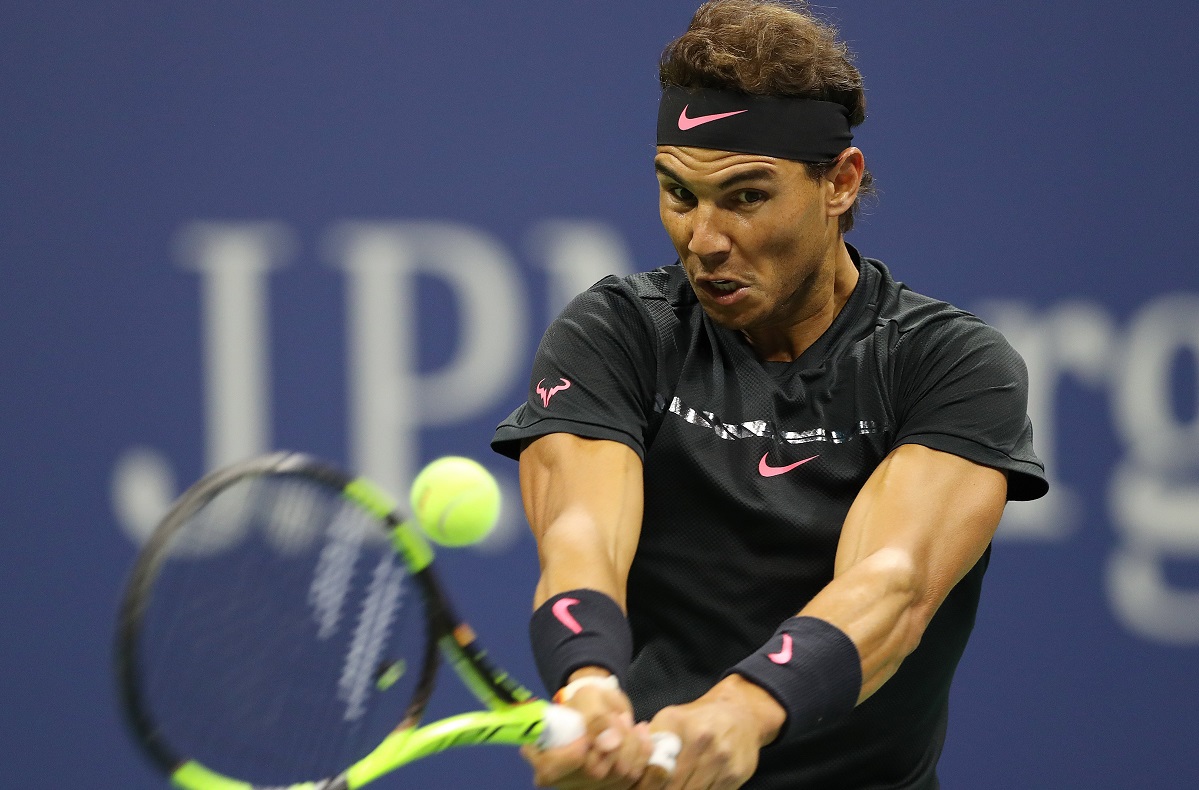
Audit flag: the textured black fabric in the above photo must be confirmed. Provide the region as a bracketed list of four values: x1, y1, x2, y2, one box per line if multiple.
[494, 248, 1046, 789]
[529, 589, 633, 693]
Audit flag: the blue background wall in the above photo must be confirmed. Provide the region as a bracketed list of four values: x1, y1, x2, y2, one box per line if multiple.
[2, 2, 1197, 787]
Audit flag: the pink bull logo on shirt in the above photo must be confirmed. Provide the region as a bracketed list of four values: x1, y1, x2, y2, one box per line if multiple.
[536, 378, 572, 408]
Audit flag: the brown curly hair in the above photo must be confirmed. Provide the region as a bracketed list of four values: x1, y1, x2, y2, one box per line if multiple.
[659, 0, 874, 232]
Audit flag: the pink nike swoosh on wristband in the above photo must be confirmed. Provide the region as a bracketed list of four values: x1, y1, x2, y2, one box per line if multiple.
[758, 454, 819, 477]
[677, 105, 749, 130]
[552, 597, 583, 634]
[768, 633, 793, 665]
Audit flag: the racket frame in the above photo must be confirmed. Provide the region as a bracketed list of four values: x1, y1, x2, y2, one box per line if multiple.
[115, 452, 555, 790]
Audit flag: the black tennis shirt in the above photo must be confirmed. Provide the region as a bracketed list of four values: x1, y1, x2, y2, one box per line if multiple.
[493, 248, 1047, 789]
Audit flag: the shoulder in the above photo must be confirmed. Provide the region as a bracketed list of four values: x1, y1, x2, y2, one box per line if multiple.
[858, 258, 1045, 498]
[601, 264, 695, 311]
[865, 257, 1025, 375]
[866, 257, 975, 334]
[551, 264, 695, 336]
[561, 264, 692, 314]
[539, 264, 694, 359]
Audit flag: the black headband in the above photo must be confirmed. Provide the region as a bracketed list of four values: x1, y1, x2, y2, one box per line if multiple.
[656, 85, 853, 163]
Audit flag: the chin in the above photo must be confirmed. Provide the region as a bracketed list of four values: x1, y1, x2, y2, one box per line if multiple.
[698, 302, 753, 332]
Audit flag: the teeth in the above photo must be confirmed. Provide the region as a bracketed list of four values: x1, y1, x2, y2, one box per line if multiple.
[710, 280, 738, 293]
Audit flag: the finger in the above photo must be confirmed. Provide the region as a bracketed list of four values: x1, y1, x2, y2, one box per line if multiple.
[583, 748, 620, 783]
[581, 723, 631, 781]
[662, 756, 697, 790]
[608, 721, 654, 781]
[572, 687, 635, 735]
[677, 743, 748, 790]
[522, 735, 592, 788]
[637, 730, 681, 788]
[647, 710, 695, 789]
[571, 701, 640, 778]
[636, 750, 678, 789]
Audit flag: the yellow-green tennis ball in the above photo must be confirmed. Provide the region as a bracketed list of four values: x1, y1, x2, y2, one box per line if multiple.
[409, 456, 501, 547]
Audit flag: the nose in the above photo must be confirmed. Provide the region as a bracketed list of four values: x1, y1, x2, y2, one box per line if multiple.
[686, 203, 731, 263]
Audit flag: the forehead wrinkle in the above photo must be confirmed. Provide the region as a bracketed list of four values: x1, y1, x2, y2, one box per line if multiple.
[714, 167, 777, 191]
[654, 155, 782, 193]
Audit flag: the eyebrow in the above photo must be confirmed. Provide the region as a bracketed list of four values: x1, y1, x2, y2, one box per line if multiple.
[654, 162, 778, 191]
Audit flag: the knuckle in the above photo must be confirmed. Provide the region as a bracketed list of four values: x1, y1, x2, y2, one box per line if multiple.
[691, 728, 715, 750]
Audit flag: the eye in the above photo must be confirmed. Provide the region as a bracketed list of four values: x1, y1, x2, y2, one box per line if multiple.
[736, 190, 767, 205]
[666, 185, 695, 203]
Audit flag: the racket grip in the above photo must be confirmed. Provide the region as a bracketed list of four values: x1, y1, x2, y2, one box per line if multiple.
[539, 705, 681, 776]
[539, 704, 587, 749]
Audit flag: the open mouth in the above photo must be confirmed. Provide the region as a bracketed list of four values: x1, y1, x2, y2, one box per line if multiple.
[697, 278, 748, 304]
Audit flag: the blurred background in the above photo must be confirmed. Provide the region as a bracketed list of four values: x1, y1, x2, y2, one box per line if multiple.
[2, 1, 1197, 787]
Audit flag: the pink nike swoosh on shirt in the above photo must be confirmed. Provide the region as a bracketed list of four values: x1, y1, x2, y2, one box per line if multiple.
[677, 105, 749, 130]
[552, 597, 583, 634]
[758, 454, 819, 477]
[768, 633, 793, 664]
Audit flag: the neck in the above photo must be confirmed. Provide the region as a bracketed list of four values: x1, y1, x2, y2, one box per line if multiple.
[742, 242, 859, 362]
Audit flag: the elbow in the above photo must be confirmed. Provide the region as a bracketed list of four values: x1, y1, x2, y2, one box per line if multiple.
[860, 547, 931, 658]
[826, 547, 951, 702]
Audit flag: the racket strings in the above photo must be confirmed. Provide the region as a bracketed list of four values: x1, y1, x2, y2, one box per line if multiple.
[132, 474, 429, 785]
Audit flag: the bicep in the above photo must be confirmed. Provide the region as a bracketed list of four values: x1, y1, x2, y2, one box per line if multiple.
[519, 433, 645, 608]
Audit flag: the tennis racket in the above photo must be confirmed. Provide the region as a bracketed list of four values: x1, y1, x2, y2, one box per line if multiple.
[115, 451, 679, 789]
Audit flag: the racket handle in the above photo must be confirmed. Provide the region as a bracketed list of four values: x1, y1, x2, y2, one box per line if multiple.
[539, 704, 587, 748]
[539, 705, 681, 776]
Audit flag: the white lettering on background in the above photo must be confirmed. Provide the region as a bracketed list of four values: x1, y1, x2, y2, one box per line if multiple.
[1108, 294, 1199, 642]
[111, 223, 293, 544]
[528, 220, 634, 319]
[975, 300, 1116, 539]
[326, 221, 528, 499]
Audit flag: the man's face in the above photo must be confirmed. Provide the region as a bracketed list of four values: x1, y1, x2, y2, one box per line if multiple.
[654, 145, 840, 335]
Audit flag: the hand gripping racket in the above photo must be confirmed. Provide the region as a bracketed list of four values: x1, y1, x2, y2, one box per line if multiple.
[115, 452, 679, 789]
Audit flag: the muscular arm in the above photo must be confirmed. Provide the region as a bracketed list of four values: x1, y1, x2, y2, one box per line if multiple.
[649, 442, 1010, 785]
[802, 442, 1008, 703]
[521, 433, 645, 609]
[518, 432, 653, 788]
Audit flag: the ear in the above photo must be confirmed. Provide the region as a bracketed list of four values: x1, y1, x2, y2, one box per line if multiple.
[825, 147, 865, 221]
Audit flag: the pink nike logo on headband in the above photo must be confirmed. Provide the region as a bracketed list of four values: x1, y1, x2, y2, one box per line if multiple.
[758, 454, 818, 477]
[677, 105, 748, 130]
[552, 597, 583, 634]
[768, 633, 793, 664]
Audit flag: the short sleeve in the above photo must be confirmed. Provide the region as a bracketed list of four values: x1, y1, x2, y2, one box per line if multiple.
[892, 314, 1048, 501]
[491, 277, 658, 460]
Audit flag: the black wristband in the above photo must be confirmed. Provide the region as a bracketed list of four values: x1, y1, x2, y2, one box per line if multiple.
[725, 616, 862, 744]
[529, 589, 633, 693]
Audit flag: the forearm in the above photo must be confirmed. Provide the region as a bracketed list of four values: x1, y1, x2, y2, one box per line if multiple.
[661, 564, 919, 767]
[519, 434, 646, 694]
[728, 447, 1006, 737]
[797, 547, 926, 702]
[520, 434, 644, 609]
[533, 508, 630, 608]
[791, 445, 1005, 702]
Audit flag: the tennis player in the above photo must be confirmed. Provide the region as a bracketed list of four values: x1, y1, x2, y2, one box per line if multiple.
[492, 1, 1048, 787]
